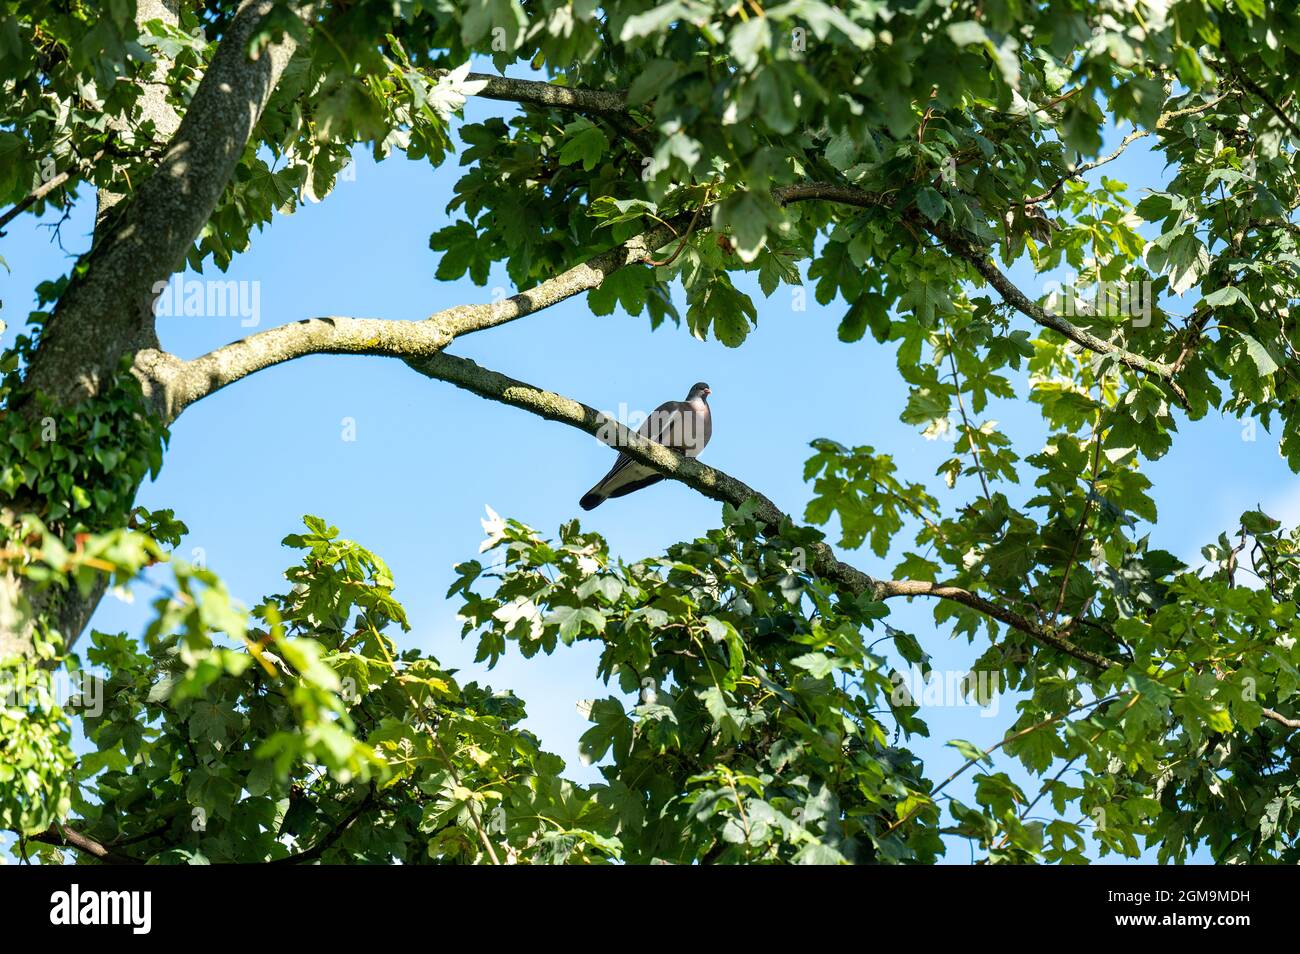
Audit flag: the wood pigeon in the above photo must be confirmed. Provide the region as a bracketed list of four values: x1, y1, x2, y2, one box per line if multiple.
[580, 382, 712, 511]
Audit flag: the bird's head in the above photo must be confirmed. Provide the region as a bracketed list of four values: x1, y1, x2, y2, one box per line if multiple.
[688, 381, 712, 402]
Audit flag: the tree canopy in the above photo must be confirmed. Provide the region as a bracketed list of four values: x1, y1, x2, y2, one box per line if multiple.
[4, 0, 1300, 864]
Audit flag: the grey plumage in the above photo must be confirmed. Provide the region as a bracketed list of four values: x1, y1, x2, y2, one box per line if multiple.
[580, 382, 712, 511]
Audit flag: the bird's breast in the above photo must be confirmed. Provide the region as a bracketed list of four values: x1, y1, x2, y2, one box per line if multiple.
[683, 405, 711, 457]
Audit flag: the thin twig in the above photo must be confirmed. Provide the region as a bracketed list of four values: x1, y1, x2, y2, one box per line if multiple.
[943, 320, 991, 500]
[1052, 415, 1103, 623]
[882, 693, 1126, 837]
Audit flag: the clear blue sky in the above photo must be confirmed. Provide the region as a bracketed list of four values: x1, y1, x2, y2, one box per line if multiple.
[4, 98, 1293, 863]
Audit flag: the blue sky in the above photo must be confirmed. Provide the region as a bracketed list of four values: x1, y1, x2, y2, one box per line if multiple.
[4, 96, 1294, 863]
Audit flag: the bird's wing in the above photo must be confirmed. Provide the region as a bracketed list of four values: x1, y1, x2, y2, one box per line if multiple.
[599, 464, 665, 501]
[583, 399, 712, 507]
[593, 400, 692, 487]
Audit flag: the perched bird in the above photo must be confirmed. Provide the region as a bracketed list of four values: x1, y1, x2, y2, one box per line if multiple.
[579, 382, 712, 511]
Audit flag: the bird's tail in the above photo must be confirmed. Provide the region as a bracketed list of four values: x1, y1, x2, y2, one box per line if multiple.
[579, 489, 605, 511]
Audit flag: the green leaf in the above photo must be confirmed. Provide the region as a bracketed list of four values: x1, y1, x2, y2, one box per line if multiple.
[947, 739, 992, 766]
[915, 187, 948, 223]
[558, 119, 609, 171]
[1239, 333, 1279, 376]
[1201, 285, 1255, 315]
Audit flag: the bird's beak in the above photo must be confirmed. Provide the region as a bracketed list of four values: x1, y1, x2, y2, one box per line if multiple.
[704, 387, 712, 396]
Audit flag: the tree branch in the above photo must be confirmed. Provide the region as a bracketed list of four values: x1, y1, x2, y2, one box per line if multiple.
[404, 349, 1117, 670]
[27, 0, 306, 403]
[1215, 54, 1300, 141]
[266, 787, 375, 865]
[27, 825, 141, 865]
[1262, 708, 1300, 729]
[153, 316, 452, 419]
[452, 71, 626, 114]
[453, 71, 627, 115]
[154, 210, 695, 417]
[767, 182, 1186, 403]
[1020, 93, 1230, 207]
[885, 692, 1128, 836]
[166, 177, 1182, 417]
[924, 216, 1187, 405]
[0, 166, 76, 236]
[1023, 129, 1150, 206]
[433, 71, 653, 153]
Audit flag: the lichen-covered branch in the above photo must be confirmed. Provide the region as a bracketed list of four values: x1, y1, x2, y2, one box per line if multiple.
[168, 174, 1182, 419]
[447, 71, 629, 116]
[155, 209, 694, 417]
[151, 317, 453, 420]
[433, 70, 653, 152]
[406, 350, 1116, 670]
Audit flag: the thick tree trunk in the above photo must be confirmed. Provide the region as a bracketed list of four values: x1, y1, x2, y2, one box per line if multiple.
[94, 1, 185, 230]
[1, 1, 303, 659]
[26, 0, 300, 405]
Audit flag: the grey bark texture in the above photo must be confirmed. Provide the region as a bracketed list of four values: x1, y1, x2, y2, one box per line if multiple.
[2, 1, 303, 659]
[27, 0, 302, 406]
[94, 0, 186, 228]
